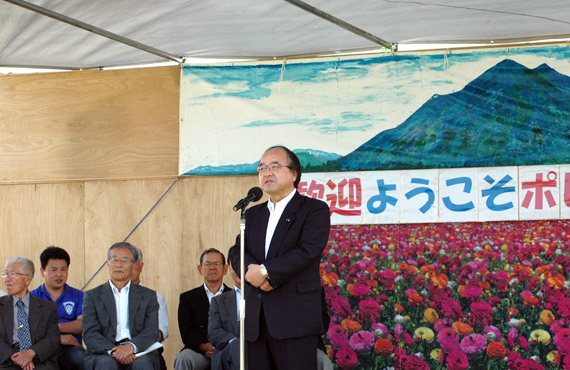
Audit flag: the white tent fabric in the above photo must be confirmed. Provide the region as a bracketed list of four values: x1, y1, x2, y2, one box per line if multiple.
[1, 0, 570, 70]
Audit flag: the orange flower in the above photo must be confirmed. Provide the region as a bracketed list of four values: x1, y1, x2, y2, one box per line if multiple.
[420, 265, 434, 273]
[539, 310, 556, 325]
[341, 319, 361, 333]
[374, 338, 393, 356]
[394, 303, 404, 313]
[457, 285, 466, 297]
[367, 280, 378, 288]
[507, 307, 519, 316]
[479, 281, 490, 290]
[423, 308, 439, 324]
[347, 283, 354, 296]
[452, 321, 473, 336]
[523, 294, 539, 307]
[487, 342, 507, 359]
[547, 275, 565, 289]
[431, 274, 449, 289]
[408, 293, 424, 305]
[321, 272, 338, 287]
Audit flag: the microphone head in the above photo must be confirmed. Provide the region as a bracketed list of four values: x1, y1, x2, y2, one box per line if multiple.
[248, 187, 263, 201]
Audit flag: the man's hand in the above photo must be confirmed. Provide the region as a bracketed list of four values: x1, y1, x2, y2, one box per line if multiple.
[199, 342, 214, 358]
[11, 349, 36, 369]
[260, 280, 274, 292]
[111, 343, 136, 365]
[61, 334, 81, 346]
[245, 264, 266, 288]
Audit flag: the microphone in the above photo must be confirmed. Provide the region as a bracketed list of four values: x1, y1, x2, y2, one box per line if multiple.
[233, 187, 263, 211]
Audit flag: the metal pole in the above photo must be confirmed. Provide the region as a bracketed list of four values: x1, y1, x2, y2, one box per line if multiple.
[283, 0, 393, 49]
[239, 211, 246, 370]
[3, 0, 183, 63]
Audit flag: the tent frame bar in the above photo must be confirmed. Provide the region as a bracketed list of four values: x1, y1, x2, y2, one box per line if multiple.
[283, 0, 394, 50]
[3, 0, 184, 64]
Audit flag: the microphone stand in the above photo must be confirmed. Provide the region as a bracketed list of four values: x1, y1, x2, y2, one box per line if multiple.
[239, 208, 246, 370]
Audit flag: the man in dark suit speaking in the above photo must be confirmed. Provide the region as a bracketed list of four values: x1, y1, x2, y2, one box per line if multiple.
[244, 146, 330, 370]
[82, 242, 160, 370]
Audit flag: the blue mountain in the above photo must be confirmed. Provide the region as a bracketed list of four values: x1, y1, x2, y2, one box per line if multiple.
[186, 148, 341, 175]
[329, 59, 570, 171]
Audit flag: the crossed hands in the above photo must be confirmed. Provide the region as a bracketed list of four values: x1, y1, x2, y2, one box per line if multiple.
[245, 264, 274, 292]
[111, 343, 137, 365]
[11, 349, 36, 370]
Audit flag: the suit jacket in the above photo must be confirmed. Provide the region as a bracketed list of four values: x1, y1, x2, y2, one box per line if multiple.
[178, 284, 230, 353]
[82, 281, 159, 357]
[207, 290, 238, 370]
[0, 294, 60, 369]
[244, 192, 330, 340]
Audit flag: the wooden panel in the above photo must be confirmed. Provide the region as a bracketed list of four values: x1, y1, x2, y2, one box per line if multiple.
[0, 66, 179, 183]
[0, 182, 85, 291]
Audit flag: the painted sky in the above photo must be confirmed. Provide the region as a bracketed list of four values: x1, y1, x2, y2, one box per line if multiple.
[179, 46, 570, 174]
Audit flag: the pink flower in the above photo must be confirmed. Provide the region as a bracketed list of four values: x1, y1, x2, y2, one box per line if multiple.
[331, 295, 353, 317]
[358, 298, 381, 320]
[507, 328, 519, 348]
[554, 329, 570, 355]
[446, 349, 469, 370]
[352, 283, 371, 298]
[463, 286, 483, 300]
[335, 345, 358, 370]
[441, 298, 464, 321]
[348, 330, 375, 352]
[460, 334, 487, 356]
[470, 301, 493, 321]
[394, 323, 404, 343]
[484, 325, 503, 342]
[558, 298, 570, 319]
[398, 354, 430, 370]
[514, 358, 545, 370]
[372, 323, 389, 338]
[327, 324, 349, 350]
[437, 328, 460, 353]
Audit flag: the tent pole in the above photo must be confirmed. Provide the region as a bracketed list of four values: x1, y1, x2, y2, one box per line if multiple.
[3, 0, 183, 63]
[283, 0, 394, 50]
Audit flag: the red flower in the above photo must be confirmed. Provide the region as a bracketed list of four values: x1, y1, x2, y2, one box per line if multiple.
[374, 338, 393, 356]
[470, 300, 493, 321]
[486, 342, 507, 359]
[335, 346, 358, 370]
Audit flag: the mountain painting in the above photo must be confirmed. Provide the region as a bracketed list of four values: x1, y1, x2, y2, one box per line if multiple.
[179, 46, 570, 175]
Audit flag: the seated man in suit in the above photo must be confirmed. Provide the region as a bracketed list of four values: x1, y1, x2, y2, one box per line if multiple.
[82, 242, 160, 370]
[207, 244, 241, 370]
[175, 248, 230, 370]
[131, 247, 169, 370]
[31, 246, 85, 370]
[0, 256, 60, 369]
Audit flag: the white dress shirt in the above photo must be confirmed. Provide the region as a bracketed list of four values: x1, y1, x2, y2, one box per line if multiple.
[109, 280, 136, 351]
[204, 283, 225, 304]
[265, 189, 296, 258]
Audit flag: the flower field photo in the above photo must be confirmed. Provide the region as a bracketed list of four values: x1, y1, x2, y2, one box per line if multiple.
[321, 220, 570, 369]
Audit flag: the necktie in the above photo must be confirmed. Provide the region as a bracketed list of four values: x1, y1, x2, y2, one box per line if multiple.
[16, 300, 32, 350]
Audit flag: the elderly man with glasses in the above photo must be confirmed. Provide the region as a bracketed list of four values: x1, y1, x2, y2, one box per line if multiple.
[175, 248, 230, 370]
[0, 256, 60, 369]
[82, 242, 160, 370]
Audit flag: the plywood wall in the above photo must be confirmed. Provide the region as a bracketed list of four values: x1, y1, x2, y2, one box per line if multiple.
[0, 66, 179, 183]
[0, 66, 271, 367]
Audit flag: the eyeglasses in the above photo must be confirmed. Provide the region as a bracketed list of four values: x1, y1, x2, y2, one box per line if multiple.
[108, 258, 133, 265]
[1, 271, 29, 279]
[256, 163, 291, 173]
[202, 261, 224, 267]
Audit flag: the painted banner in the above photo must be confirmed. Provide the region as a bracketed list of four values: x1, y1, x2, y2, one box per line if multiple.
[301, 164, 570, 224]
[180, 46, 570, 176]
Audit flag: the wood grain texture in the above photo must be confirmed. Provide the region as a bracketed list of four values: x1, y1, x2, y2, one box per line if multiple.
[0, 66, 179, 183]
[0, 182, 84, 291]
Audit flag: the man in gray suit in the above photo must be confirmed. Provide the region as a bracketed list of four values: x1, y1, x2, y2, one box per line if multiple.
[0, 256, 60, 370]
[82, 242, 160, 370]
[207, 245, 240, 370]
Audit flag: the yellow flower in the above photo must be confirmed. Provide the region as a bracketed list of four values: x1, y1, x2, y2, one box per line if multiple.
[530, 329, 551, 345]
[539, 310, 556, 326]
[547, 351, 560, 364]
[430, 349, 441, 361]
[414, 327, 435, 343]
[423, 308, 439, 324]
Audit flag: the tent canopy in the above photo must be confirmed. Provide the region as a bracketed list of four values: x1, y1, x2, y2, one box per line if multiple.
[1, 0, 570, 70]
